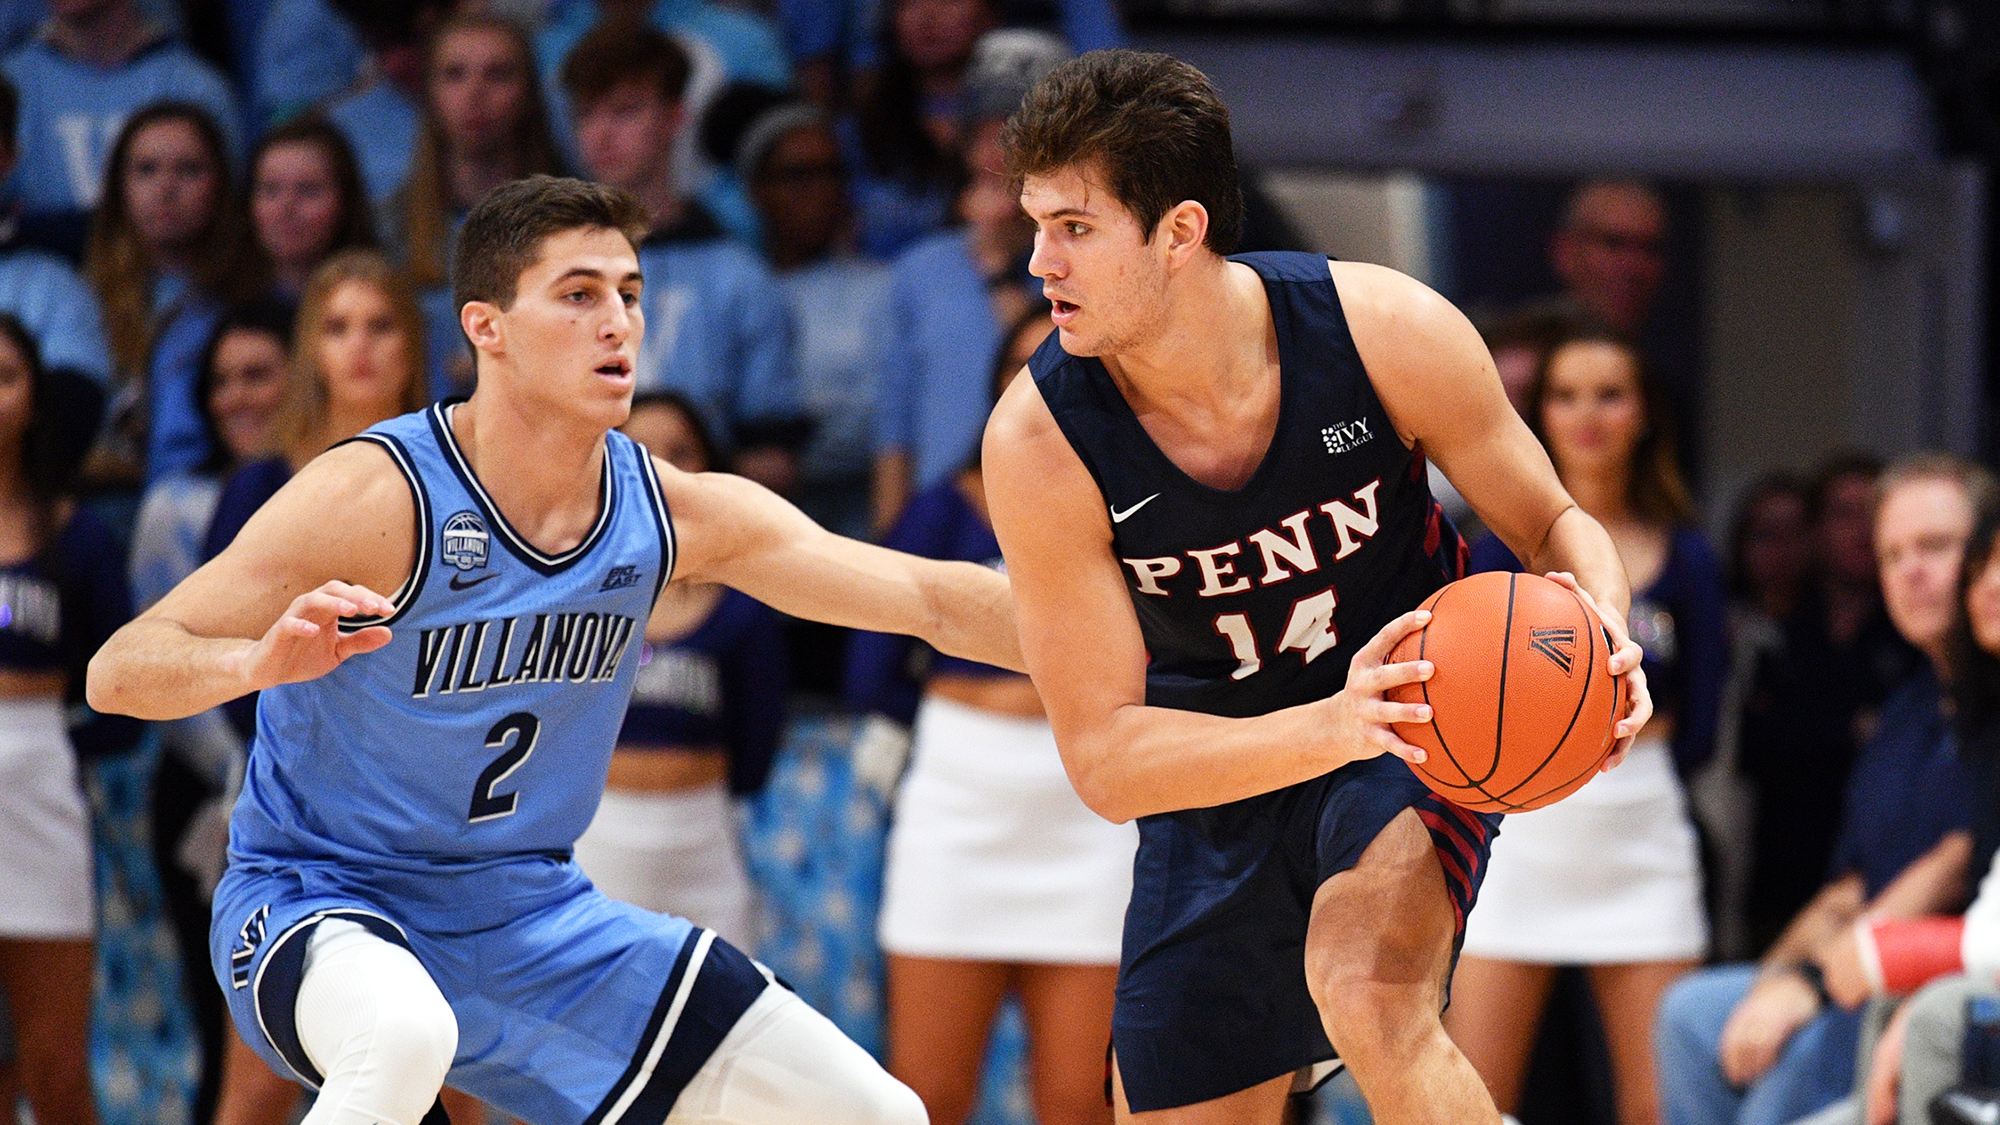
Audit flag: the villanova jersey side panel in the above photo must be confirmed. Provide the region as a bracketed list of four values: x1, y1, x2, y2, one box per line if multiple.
[1029, 251, 1462, 719]
[232, 407, 674, 870]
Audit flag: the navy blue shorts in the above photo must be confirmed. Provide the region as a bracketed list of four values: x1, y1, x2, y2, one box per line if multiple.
[211, 856, 772, 1125]
[1112, 754, 1500, 1112]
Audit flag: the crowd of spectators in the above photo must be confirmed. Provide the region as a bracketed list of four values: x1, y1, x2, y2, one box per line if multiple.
[0, 1, 1993, 1123]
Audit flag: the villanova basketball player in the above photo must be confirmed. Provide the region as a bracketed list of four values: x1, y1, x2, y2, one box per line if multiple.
[982, 53, 1654, 1124]
[87, 176, 1022, 1125]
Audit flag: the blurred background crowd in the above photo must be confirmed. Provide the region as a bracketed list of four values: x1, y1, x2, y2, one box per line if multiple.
[0, 0, 1996, 1124]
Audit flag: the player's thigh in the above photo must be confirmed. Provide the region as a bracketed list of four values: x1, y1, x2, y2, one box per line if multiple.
[1441, 956, 1557, 1110]
[1305, 808, 1458, 1005]
[1111, 1060, 1288, 1125]
[882, 954, 1012, 1120]
[667, 985, 923, 1125]
[1016, 961, 1118, 1125]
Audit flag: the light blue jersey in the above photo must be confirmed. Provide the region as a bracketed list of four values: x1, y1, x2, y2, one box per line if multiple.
[0, 246, 112, 383]
[229, 403, 673, 877]
[2, 34, 242, 217]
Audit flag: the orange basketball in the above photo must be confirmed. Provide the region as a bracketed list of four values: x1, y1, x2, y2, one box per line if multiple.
[1385, 571, 1626, 813]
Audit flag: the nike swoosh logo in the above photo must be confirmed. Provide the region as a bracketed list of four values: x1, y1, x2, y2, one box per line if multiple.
[448, 571, 499, 591]
[1110, 493, 1161, 523]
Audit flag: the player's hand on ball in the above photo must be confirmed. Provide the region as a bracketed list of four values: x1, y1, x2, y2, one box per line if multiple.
[1542, 571, 1651, 771]
[1323, 608, 1436, 767]
[242, 580, 396, 691]
[1717, 969, 1821, 1087]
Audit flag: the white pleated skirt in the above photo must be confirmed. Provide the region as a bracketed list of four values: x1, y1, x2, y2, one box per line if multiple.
[879, 695, 1136, 963]
[0, 698, 93, 938]
[1459, 736, 1706, 963]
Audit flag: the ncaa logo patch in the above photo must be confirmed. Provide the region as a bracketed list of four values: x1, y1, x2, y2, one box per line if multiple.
[442, 511, 490, 571]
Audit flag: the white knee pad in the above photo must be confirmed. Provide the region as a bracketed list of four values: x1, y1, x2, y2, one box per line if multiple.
[668, 987, 928, 1125]
[295, 919, 459, 1125]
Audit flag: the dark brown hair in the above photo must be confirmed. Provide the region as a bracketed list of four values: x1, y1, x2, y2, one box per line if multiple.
[1525, 324, 1694, 526]
[1002, 49, 1243, 253]
[0, 315, 78, 516]
[250, 114, 378, 264]
[86, 101, 263, 377]
[559, 17, 691, 111]
[402, 13, 563, 289]
[855, 0, 993, 190]
[454, 175, 648, 313]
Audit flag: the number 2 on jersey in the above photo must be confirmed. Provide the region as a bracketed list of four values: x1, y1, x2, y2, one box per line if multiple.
[1212, 586, 1340, 680]
[469, 712, 540, 822]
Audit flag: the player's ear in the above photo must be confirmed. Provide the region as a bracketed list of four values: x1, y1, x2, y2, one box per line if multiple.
[461, 299, 504, 356]
[1159, 200, 1209, 267]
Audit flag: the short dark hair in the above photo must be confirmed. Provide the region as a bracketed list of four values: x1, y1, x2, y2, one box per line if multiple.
[1002, 49, 1242, 253]
[454, 175, 649, 313]
[559, 17, 691, 111]
[0, 76, 15, 142]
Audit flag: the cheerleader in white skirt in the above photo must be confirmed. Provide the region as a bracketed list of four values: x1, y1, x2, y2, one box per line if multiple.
[0, 316, 144, 1125]
[1443, 327, 1727, 1125]
[853, 311, 1137, 1125]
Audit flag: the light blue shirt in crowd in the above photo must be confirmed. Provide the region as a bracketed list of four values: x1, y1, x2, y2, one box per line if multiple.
[538, 2, 787, 247]
[145, 272, 220, 483]
[252, 0, 363, 129]
[2, 32, 243, 217]
[872, 229, 1005, 490]
[634, 215, 802, 447]
[0, 244, 112, 383]
[780, 253, 888, 486]
[326, 78, 421, 207]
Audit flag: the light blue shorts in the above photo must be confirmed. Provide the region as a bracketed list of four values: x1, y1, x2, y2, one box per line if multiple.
[210, 854, 770, 1125]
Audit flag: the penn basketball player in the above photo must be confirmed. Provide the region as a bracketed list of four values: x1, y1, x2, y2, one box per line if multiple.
[87, 176, 1022, 1125]
[982, 53, 1653, 1123]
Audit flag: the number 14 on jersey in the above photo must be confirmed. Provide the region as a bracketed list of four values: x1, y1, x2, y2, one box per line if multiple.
[1213, 586, 1340, 680]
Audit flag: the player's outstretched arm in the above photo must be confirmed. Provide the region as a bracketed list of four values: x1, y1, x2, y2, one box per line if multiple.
[1337, 260, 1653, 755]
[86, 443, 413, 721]
[983, 372, 1436, 824]
[660, 459, 1023, 671]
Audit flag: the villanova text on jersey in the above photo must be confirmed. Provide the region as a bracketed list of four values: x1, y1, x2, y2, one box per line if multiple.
[409, 611, 640, 698]
[1030, 251, 1468, 721]
[230, 403, 674, 869]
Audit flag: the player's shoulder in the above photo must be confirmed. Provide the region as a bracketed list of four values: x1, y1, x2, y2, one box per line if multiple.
[280, 438, 416, 521]
[1327, 260, 1484, 370]
[984, 362, 1059, 449]
[1325, 259, 1458, 322]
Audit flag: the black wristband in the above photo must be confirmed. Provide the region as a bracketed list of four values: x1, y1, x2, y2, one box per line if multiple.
[1793, 961, 1833, 1007]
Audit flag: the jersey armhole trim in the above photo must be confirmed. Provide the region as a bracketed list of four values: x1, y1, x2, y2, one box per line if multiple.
[633, 443, 677, 605]
[330, 433, 431, 632]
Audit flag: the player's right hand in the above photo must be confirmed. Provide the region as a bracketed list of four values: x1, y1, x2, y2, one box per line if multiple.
[1717, 969, 1820, 1087]
[239, 580, 396, 692]
[1322, 608, 1436, 767]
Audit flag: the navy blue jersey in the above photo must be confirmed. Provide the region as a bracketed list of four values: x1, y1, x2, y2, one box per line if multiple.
[230, 404, 674, 874]
[1032, 252, 1466, 719]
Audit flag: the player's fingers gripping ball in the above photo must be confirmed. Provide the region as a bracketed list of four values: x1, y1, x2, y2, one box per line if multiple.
[1385, 571, 1627, 813]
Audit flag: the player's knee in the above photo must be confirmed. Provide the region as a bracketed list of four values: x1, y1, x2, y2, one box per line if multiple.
[872, 1075, 929, 1125]
[1305, 926, 1447, 1058]
[355, 984, 458, 1092]
[296, 925, 458, 1125]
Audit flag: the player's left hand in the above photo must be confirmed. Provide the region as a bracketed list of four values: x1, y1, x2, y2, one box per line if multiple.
[1543, 571, 1651, 771]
